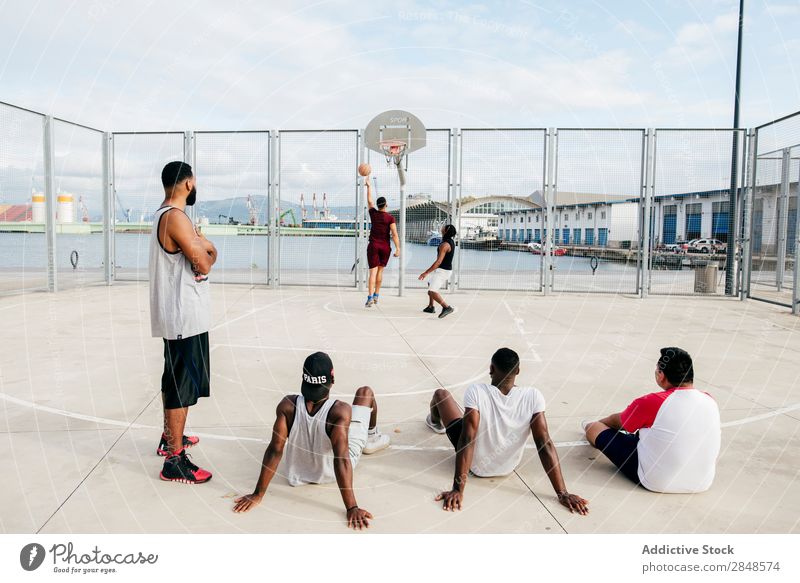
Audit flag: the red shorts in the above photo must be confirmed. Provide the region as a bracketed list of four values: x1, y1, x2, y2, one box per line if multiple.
[367, 241, 391, 268]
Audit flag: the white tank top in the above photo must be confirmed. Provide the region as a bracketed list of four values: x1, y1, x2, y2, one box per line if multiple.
[281, 396, 339, 486]
[148, 206, 211, 340]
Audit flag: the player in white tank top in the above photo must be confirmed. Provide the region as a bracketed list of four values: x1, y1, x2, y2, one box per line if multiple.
[233, 352, 391, 529]
[149, 161, 218, 486]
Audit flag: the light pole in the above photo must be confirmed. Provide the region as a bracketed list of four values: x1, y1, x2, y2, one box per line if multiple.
[725, 0, 744, 295]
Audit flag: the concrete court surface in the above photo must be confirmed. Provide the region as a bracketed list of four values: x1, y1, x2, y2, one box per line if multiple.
[1, 282, 799, 534]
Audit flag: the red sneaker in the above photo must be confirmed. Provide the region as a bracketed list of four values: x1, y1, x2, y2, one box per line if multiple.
[159, 450, 212, 484]
[156, 433, 200, 456]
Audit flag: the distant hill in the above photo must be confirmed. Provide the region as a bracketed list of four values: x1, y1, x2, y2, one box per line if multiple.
[196, 195, 357, 225]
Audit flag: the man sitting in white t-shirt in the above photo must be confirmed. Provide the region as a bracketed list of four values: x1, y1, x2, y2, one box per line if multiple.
[583, 347, 721, 493]
[425, 347, 589, 515]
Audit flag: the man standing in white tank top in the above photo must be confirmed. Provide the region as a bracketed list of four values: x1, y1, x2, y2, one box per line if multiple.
[149, 161, 217, 485]
[233, 352, 391, 529]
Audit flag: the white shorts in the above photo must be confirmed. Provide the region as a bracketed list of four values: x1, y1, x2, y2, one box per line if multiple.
[347, 404, 371, 466]
[427, 268, 452, 293]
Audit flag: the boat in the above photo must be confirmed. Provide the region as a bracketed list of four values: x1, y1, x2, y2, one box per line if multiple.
[460, 226, 500, 251]
[527, 242, 567, 256]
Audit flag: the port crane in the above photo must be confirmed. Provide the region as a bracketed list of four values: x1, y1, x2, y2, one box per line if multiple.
[246, 194, 258, 225]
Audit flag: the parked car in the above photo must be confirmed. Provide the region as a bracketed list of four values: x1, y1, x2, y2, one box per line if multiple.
[662, 239, 690, 253]
[527, 242, 567, 256]
[688, 238, 726, 254]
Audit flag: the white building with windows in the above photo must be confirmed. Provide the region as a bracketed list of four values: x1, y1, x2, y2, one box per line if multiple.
[497, 189, 748, 248]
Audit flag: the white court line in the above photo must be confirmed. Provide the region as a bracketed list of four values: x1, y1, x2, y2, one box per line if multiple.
[718, 401, 800, 427]
[503, 300, 543, 362]
[210, 296, 296, 332]
[2, 391, 797, 451]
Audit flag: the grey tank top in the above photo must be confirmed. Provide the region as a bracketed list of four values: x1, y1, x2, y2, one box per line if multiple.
[149, 206, 211, 340]
[282, 396, 341, 487]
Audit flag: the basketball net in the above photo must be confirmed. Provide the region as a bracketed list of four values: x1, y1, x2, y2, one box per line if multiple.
[379, 139, 407, 166]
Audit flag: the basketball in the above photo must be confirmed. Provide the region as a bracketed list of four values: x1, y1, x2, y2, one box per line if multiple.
[358, 163, 372, 176]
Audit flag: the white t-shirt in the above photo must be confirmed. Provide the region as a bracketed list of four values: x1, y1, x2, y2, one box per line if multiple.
[463, 383, 546, 477]
[621, 388, 721, 493]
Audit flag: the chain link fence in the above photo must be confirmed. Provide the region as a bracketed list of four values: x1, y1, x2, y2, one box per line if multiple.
[649, 129, 745, 296]
[458, 128, 546, 291]
[277, 130, 358, 287]
[194, 131, 271, 285]
[4, 96, 800, 314]
[364, 128, 452, 290]
[52, 120, 105, 289]
[748, 112, 800, 311]
[0, 102, 46, 294]
[551, 129, 644, 294]
[112, 132, 186, 282]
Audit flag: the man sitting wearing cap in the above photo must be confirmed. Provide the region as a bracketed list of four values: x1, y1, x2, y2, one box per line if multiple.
[233, 352, 391, 529]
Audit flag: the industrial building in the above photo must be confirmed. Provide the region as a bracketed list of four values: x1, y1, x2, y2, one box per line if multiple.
[498, 186, 798, 251]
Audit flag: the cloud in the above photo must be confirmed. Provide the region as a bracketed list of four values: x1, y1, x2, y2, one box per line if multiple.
[0, 0, 796, 134]
[665, 10, 739, 68]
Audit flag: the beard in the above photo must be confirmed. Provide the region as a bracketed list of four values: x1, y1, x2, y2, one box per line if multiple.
[186, 187, 197, 206]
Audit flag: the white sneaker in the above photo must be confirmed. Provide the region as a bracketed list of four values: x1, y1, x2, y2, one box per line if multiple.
[425, 413, 446, 434]
[363, 431, 390, 454]
[580, 419, 594, 433]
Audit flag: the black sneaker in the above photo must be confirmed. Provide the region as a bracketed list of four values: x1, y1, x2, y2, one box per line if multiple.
[160, 450, 212, 484]
[156, 433, 199, 456]
[438, 306, 454, 319]
[422, 306, 435, 314]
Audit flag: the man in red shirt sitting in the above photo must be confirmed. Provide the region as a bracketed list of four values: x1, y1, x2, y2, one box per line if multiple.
[582, 347, 721, 493]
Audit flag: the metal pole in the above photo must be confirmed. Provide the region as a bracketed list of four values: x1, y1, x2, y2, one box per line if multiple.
[725, 0, 745, 295]
[776, 148, 791, 291]
[270, 131, 280, 288]
[640, 129, 654, 298]
[184, 131, 195, 224]
[356, 130, 365, 291]
[793, 176, 800, 315]
[543, 128, 557, 295]
[398, 174, 406, 296]
[43, 116, 57, 293]
[103, 132, 115, 285]
[451, 128, 461, 291]
[740, 129, 756, 300]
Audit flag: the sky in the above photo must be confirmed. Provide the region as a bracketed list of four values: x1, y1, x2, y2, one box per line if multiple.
[0, 0, 798, 131]
[0, 0, 797, 218]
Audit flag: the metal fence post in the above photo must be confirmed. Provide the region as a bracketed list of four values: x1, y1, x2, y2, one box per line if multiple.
[735, 129, 749, 297]
[543, 128, 557, 295]
[183, 131, 196, 224]
[742, 129, 757, 300]
[776, 148, 791, 291]
[103, 132, 115, 284]
[794, 186, 800, 315]
[398, 163, 406, 298]
[356, 130, 365, 291]
[43, 115, 58, 293]
[270, 130, 280, 289]
[640, 129, 654, 298]
[451, 128, 461, 291]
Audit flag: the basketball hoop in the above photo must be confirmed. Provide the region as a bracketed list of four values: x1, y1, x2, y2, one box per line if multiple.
[379, 139, 407, 165]
[363, 110, 427, 296]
